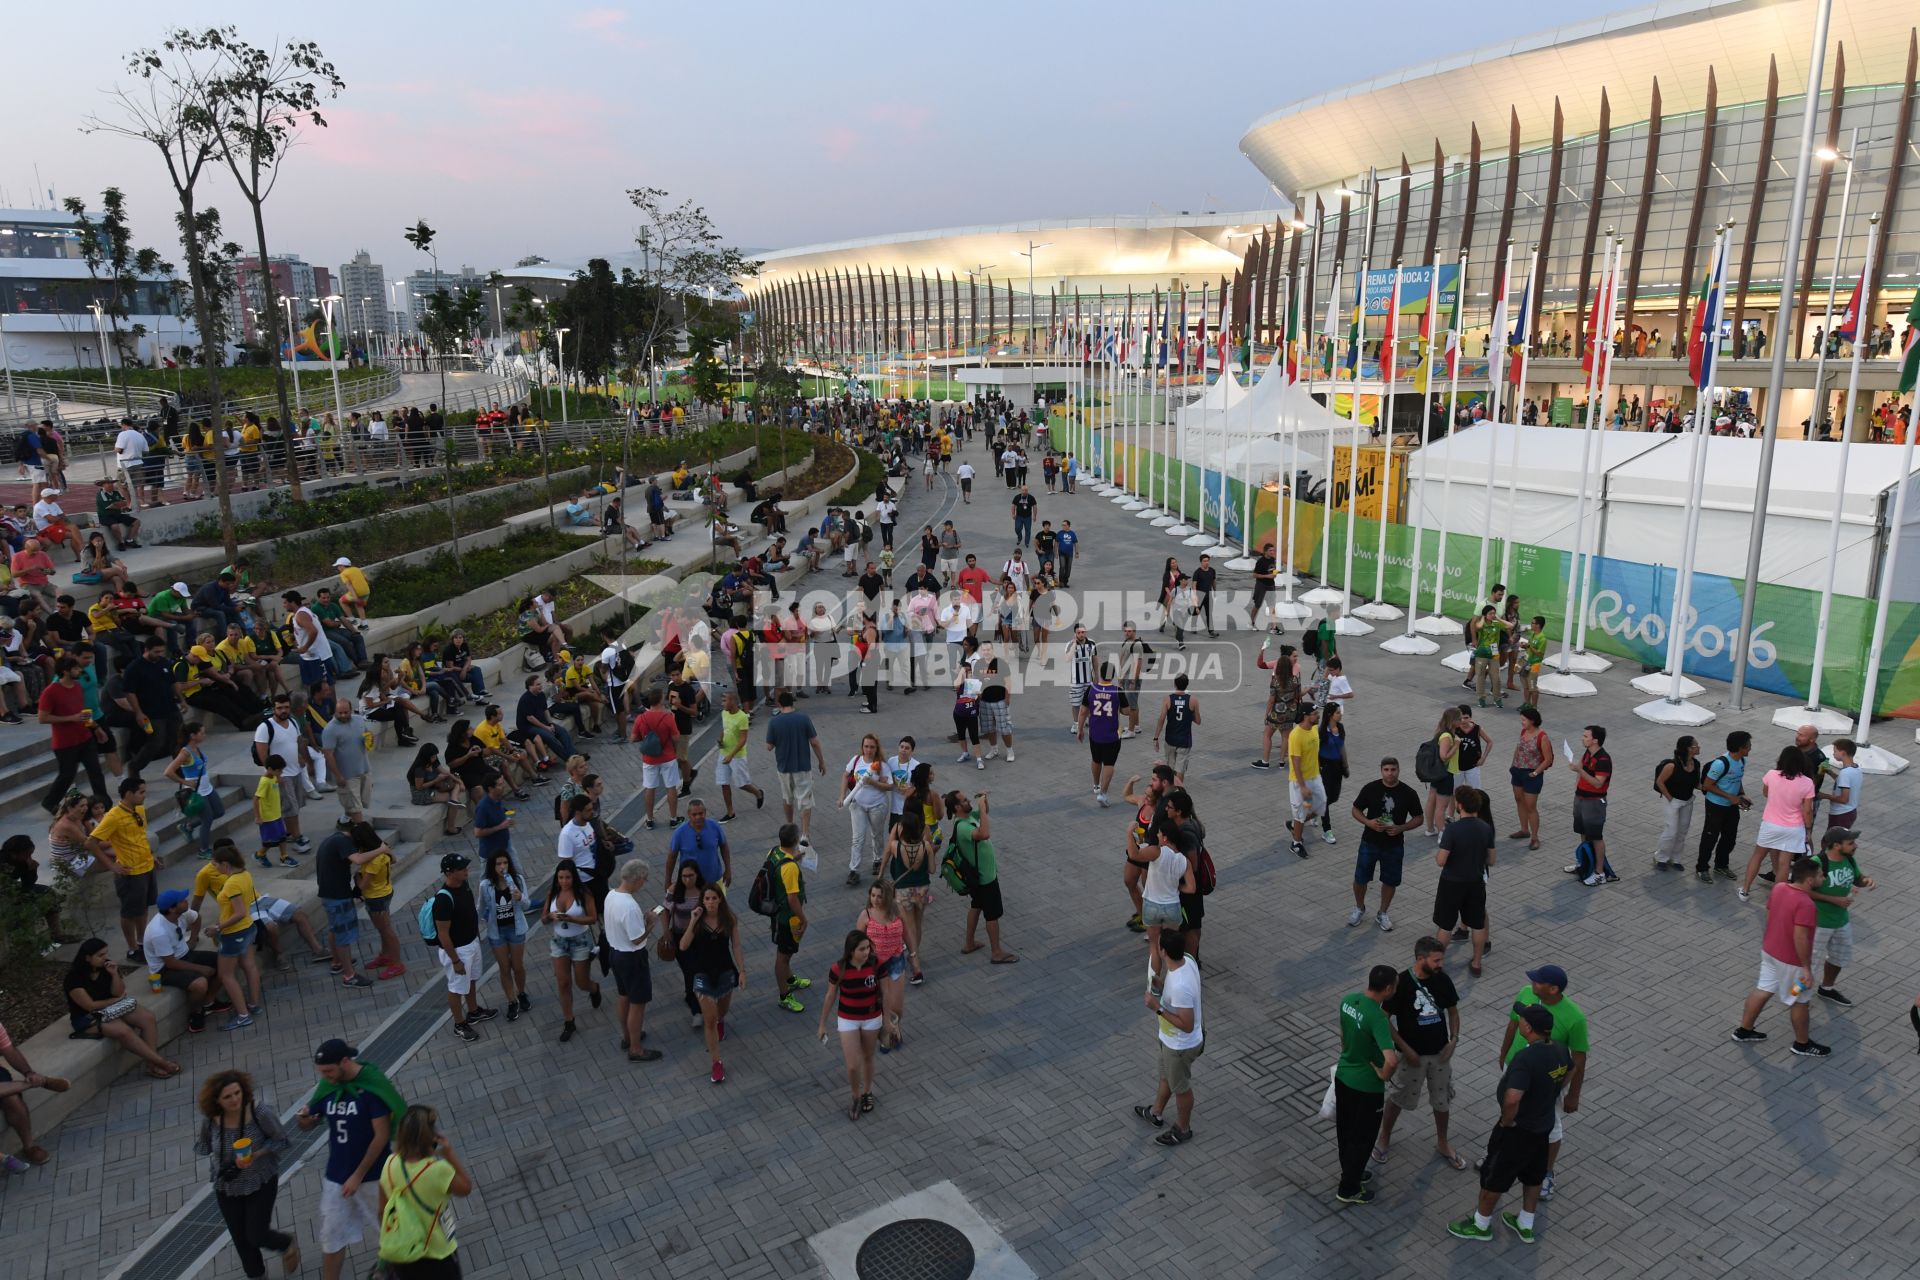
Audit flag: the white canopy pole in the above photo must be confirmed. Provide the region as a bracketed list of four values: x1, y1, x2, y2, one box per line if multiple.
[1356, 260, 1406, 620]
[1384, 256, 1452, 656]
[1425, 243, 1495, 640]
[1303, 262, 1346, 605]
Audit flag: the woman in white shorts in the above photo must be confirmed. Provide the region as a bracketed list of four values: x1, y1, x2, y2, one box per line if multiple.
[1740, 747, 1816, 901]
[541, 860, 602, 1042]
[816, 930, 884, 1122]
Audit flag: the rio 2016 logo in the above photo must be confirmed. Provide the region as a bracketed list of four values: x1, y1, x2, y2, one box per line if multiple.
[1588, 590, 1778, 668]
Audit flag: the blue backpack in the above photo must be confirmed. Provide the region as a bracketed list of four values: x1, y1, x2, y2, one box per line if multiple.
[416, 888, 451, 945]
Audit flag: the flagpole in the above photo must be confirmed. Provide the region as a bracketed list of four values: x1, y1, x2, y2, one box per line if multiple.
[1183, 285, 1218, 547]
[1210, 288, 1236, 551]
[1383, 256, 1446, 655]
[1538, 234, 1620, 697]
[1568, 236, 1625, 667]
[1357, 260, 1407, 619]
[1304, 258, 1356, 608]
[1634, 225, 1731, 724]
[1498, 247, 1539, 589]
[1423, 244, 1489, 640]
[1170, 288, 1196, 535]
[1229, 275, 1275, 569]
[1848, 275, 1916, 772]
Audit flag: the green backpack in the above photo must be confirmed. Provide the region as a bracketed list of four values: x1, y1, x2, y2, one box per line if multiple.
[378, 1157, 449, 1263]
[939, 828, 979, 895]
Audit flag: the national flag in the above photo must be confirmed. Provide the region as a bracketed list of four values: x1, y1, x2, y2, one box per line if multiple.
[1833, 266, 1865, 344]
[1342, 269, 1362, 375]
[1322, 265, 1343, 376]
[1284, 282, 1301, 383]
[1899, 290, 1920, 395]
[1688, 235, 1727, 392]
[1488, 254, 1511, 384]
[1412, 275, 1436, 393]
[1380, 272, 1401, 387]
[1176, 289, 1188, 369]
[1582, 259, 1608, 376]
[1197, 285, 1209, 379]
[1158, 290, 1171, 368]
[1507, 269, 1532, 387]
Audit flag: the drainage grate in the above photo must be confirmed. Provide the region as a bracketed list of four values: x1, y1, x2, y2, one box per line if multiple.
[855, 1219, 975, 1280]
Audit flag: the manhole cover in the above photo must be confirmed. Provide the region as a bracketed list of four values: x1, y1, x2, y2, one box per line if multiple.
[855, 1218, 975, 1280]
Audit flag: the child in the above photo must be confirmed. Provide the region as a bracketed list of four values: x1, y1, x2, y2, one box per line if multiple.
[331, 556, 372, 629]
[253, 754, 299, 869]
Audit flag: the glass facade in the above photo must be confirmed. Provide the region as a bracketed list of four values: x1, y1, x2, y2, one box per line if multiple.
[0, 221, 94, 261]
[0, 276, 179, 316]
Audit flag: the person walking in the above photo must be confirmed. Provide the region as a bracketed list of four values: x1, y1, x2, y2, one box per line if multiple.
[1811, 827, 1869, 1008]
[1316, 704, 1348, 846]
[1652, 736, 1701, 872]
[1151, 674, 1199, 785]
[1445, 1003, 1571, 1244]
[1433, 786, 1494, 976]
[1135, 928, 1203, 1148]
[1507, 706, 1549, 851]
[679, 884, 745, 1085]
[883, 797, 936, 986]
[375, 1104, 474, 1279]
[855, 880, 909, 1052]
[1695, 730, 1754, 884]
[764, 691, 826, 843]
[1420, 708, 1461, 836]
[1496, 964, 1589, 1200]
[541, 859, 601, 1043]
[1468, 605, 1508, 708]
[196, 1069, 299, 1278]
[949, 790, 1017, 963]
[1738, 746, 1816, 902]
[1348, 758, 1423, 932]
[629, 689, 682, 831]
[763, 824, 812, 1013]
[38, 657, 107, 814]
[1286, 705, 1324, 860]
[714, 689, 766, 818]
[1076, 662, 1127, 807]
[842, 733, 896, 885]
[1372, 935, 1464, 1169]
[1333, 966, 1400, 1205]
[1253, 644, 1301, 769]
[87, 776, 158, 960]
[476, 850, 530, 1022]
[428, 854, 496, 1044]
[297, 1038, 404, 1280]
[604, 859, 663, 1063]
[1731, 856, 1829, 1056]
[207, 843, 264, 1029]
[816, 930, 883, 1121]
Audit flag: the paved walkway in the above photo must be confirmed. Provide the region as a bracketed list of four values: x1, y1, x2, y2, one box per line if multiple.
[5, 434, 1918, 1280]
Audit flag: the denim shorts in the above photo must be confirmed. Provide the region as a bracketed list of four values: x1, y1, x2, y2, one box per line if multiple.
[491, 923, 525, 948]
[1141, 898, 1183, 929]
[363, 893, 392, 915]
[549, 931, 594, 962]
[691, 970, 739, 999]
[1353, 841, 1406, 887]
[322, 898, 359, 946]
[217, 923, 257, 957]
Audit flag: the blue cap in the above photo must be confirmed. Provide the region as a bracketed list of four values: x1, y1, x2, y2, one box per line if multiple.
[1525, 964, 1569, 990]
[158, 888, 190, 912]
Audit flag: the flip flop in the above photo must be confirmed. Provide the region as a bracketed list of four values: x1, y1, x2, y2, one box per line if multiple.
[990, 954, 1020, 964]
[1370, 1145, 1389, 1164]
[1440, 1150, 1468, 1171]
[960, 943, 984, 954]
[1468, 960, 1483, 977]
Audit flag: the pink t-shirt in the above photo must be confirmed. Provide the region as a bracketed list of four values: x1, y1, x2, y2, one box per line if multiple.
[1759, 770, 1814, 828]
[1761, 882, 1817, 964]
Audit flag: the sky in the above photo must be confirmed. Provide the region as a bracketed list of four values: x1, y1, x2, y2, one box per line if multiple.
[4, 0, 1625, 276]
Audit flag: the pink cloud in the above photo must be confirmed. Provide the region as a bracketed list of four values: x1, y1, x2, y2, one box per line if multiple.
[569, 7, 628, 31]
[305, 89, 626, 183]
[819, 126, 861, 163]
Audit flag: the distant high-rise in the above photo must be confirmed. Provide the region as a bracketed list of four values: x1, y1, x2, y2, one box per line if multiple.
[337, 250, 391, 340]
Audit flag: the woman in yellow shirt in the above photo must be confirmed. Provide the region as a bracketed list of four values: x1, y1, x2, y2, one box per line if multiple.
[358, 838, 405, 974]
[209, 844, 263, 1028]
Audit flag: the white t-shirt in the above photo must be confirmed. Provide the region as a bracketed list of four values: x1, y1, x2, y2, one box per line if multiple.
[940, 602, 970, 644]
[956, 463, 976, 482]
[1831, 763, 1862, 817]
[1326, 674, 1354, 714]
[368, 418, 390, 441]
[115, 428, 149, 463]
[1001, 448, 1020, 470]
[556, 818, 597, 875]
[844, 756, 890, 809]
[886, 754, 920, 814]
[876, 500, 897, 526]
[1143, 846, 1188, 907]
[1002, 559, 1028, 590]
[31, 499, 64, 530]
[254, 716, 304, 769]
[1157, 958, 1203, 1050]
[142, 909, 200, 971]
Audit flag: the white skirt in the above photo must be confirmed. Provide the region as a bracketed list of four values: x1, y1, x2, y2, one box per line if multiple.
[1755, 820, 1807, 854]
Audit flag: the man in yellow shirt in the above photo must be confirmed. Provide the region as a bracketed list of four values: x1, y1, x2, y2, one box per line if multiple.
[556, 651, 605, 734]
[238, 415, 263, 489]
[1287, 705, 1326, 861]
[715, 689, 766, 818]
[332, 557, 371, 626]
[218, 621, 283, 698]
[88, 777, 157, 956]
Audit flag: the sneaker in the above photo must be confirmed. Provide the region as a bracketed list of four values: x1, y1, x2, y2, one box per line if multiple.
[1376, 912, 1393, 932]
[340, 974, 374, 989]
[976, 758, 986, 771]
[277, 854, 300, 868]
[254, 852, 272, 869]
[293, 836, 312, 852]
[1346, 907, 1365, 927]
[1603, 871, 1621, 883]
[1539, 1171, 1556, 1201]
[1322, 829, 1337, 845]
[1096, 791, 1111, 808]
[1291, 841, 1308, 859]
[1582, 874, 1604, 887]
[1714, 867, 1737, 880]
[1737, 887, 1750, 902]
[1817, 987, 1853, 1007]
[1451, 926, 1469, 941]
[1696, 870, 1713, 884]
[846, 871, 862, 887]
[777, 994, 805, 1013]
[220, 1014, 254, 1031]
[1005, 750, 1015, 761]
[984, 747, 1000, 760]
[507, 1002, 520, 1022]
[1758, 870, 1777, 883]
[1562, 864, 1581, 875]
[468, 1006, 500, 1023]
[1790, 1040, 1833, 1057]
[785, 976, 812, 991]
[690, 1013, 705, 1029]
[1500, 1212, 1535, 1245]
[452, 1022, 478, 1043]
[2, 1154, 28, 1174]
[1129, 913, 1148, 933]
[518, 991, 530, 1012]
[957, 753, 973, 764]
[1446, 1217, 1492, 1241]
[711, 1061, 726, 1085]
[1335, 1187, 1375, 1206]
[1730, 1026, 1768, 1043]
[1250, 759, 1272, 770]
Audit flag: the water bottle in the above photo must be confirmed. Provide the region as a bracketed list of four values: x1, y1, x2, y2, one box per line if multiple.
[147, 968, 163, 993]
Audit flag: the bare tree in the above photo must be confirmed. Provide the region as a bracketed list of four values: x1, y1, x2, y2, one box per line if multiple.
[184, 25, 344, 501]
[84, 43, 241, 563]
[624, 187, 759, 403]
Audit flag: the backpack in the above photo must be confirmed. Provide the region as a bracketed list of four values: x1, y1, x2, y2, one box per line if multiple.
[416, 887, 452, 945]
[11, 430, 29, 463]
[1301, 627, 1320, 659]
[939, 827, 980, 895]
[1414, 736, 1447, 785]
[378, 1157, 448, 1264]
[1194, 844, 1217, 896]
[747, 851, 788, 918]
[1653, 758, 1674, 792]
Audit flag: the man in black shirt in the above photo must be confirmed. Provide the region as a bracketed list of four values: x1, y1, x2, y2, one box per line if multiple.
[901, 565, 939, 598]
[119, 636, 182, 780]
[1348, 759, 1424, 931]
[857, 563, 885, 605]
[1010, 486, 1038, 547]
[1374, 937, 1463, 1167]
[1433, 786, 1494, 974]
[1033, 520, 1057, 566]
[439, 630, 487, 699]
[1192, 554, 1218, 637]
[1250, 542, 1278, 628]
[1447, 1003, 1571, 1244]
[314, 824, 380, 986]
[45, 595, 107, 671]
[431, 853, 495, 1042]
[514, 673, 576, 761]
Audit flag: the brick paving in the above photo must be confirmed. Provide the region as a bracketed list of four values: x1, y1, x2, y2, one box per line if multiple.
[5, 429, 1919, 1280]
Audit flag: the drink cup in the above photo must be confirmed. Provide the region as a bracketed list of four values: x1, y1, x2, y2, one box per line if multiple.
[232, 1136, 253, 1169]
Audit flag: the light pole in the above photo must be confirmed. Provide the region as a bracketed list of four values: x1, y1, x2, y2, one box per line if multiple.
[281, 296, 304, 414]
[360, 296, 374, 365]
[0, 308, 15, 418]
[87, 303, 114, 406]
[491, 286, 503, 347]
[1016, 241, 1051, 366]
[317, 296, 349, 470]
[555, 328, 571, 427]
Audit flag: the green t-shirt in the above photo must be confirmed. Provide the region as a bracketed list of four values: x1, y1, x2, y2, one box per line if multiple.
[952, 814, 997, 885]
[378, 1155, 457, 1260]
[1335, 992, 1394, 1092]
[1504, 989, 1590, 1064]
[1315, 618, 1337, 662]
[314, 601, 346, 623]
[720, 708, 750, 757]
[1525, 630, 1549, 668]
[1814, 853, 1859, 928]
[147, 588, 188, 617]
[1474, 621, 1503, 655]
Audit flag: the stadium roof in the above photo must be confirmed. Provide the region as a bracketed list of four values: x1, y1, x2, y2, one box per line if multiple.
[1238, 0, 1912, 197]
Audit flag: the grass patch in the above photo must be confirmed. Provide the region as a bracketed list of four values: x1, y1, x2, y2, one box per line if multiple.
[28, 365, 385, 400]
[776, 441, 856, 502]
[422, 567, 664, 657]
[370, 528, 593, 617]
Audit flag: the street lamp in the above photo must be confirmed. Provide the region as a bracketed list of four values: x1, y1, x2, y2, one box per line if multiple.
[0, 308, 15, 418]
[316, 296, 349, 465]
[1015, 240, 1051, 365]
[87, 302, 113, 405]
[281, 296, 303, 414]
[555, 327, 571, 427]
[360, 296, 373, 363]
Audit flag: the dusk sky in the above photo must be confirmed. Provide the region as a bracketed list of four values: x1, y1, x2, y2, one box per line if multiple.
[6, 0, 1625, 274]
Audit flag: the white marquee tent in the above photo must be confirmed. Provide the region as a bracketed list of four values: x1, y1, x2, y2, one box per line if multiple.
[1408, 423, 1920, 598]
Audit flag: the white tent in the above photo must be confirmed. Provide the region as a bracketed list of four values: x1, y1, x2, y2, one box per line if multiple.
[1176, 366, 1353, 481]
[1409, 423, 1920, 598]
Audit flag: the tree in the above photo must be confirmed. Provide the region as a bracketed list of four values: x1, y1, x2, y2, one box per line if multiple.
[624, 187, 759, 402]
[403, 220, 448, 408]
[175, 25, 342, 502]
[85, 41, 242, 563]
[60, 187, 171, 415]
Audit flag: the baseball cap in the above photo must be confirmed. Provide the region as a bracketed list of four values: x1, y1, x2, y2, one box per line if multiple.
[333, 557, 352, 568]
[171, 581, 189, 595]
[1525, 964, 1569, 990]
[1821, 827, 1860, 848]
[1519, 1004, 1555, 1034]
[157, 888, 190, 912]
[439, 852, 470, 873]
[41, 488, 61, 497]
[312, 1038, 358, 1066]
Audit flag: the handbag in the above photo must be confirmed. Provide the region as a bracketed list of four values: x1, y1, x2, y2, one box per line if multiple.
[98, 995, 138, 1023]
[1318, 1064, 1338, 1120]
[656, 908, 679, 962]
